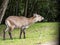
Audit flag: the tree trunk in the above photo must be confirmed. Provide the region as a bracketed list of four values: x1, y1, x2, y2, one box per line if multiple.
[29, 0, 37, 17]
[24, 0, 28, 17]
[0, 0, 9, 24]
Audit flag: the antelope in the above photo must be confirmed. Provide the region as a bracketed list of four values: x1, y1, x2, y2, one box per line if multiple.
[3, 13, 44, 40]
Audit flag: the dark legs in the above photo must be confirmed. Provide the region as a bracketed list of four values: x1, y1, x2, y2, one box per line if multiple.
[3, 30, 5, 40]
[8, 29, 13, 40]
[3, 27, 13, 40]
[3, 27, 9, 40]
[20, 27, 26, 39]
[3, 26, 26, 40]
[20, 29, 23, 39]
[23, 30, 25, 38]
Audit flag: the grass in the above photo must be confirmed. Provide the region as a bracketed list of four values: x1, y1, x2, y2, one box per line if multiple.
[0, 22, 59, 45]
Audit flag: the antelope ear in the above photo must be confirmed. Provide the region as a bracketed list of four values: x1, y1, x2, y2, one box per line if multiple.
[33, 14, 37, 17]
[33, 14, 36, 18]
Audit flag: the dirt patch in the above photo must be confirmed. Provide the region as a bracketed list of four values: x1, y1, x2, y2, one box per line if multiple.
[35, 41, 58, 45]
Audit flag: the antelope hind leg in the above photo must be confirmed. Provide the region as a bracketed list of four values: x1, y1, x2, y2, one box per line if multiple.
[3, 27, 9, 40]
[8, 28, 13, 40]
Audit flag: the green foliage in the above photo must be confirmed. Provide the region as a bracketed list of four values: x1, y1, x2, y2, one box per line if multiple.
[0, 0, 58, 22]
[35, 0, 57, 22]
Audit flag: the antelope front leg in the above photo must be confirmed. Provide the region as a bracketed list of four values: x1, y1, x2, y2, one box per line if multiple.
[19, 27, 26, 39]
[19, 29, 23, 39]
[23, 29, 26, 39]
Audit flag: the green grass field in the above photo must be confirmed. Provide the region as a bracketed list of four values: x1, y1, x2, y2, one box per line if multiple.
[0, 22, 59, 45]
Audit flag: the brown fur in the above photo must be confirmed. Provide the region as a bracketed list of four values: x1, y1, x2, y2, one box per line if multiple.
[3, 14, 44, 40]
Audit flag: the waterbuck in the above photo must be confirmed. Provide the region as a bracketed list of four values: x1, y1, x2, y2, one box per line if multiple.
[3, 13, 44, 40]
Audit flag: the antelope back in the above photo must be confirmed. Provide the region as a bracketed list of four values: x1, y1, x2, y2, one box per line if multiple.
[5, 16, 29, 28]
